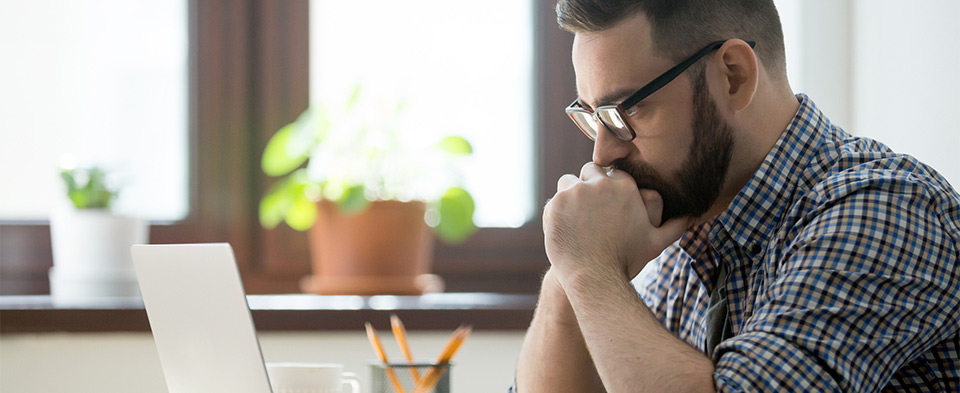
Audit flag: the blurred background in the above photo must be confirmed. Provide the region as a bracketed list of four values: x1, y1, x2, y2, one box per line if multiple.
[2, 0, 958, 295]
[1, 1, 958, 392]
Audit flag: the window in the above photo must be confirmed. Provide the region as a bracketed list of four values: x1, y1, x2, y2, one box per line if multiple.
[0, 0, 188, 221]
[10, 2, 944, 297]
[309, 1, 535, 228]
[257, 0, 580, 293]
[0, 1, 579, 295]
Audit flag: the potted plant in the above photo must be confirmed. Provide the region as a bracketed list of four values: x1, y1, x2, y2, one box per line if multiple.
[49, 165, 149, 304]
[259, 87, 476, 295]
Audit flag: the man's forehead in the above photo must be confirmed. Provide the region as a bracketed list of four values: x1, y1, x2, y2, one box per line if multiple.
[571, 13, 668, 108]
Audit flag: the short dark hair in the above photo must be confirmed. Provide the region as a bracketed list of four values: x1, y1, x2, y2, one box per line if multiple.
[556, 0, 786, 78]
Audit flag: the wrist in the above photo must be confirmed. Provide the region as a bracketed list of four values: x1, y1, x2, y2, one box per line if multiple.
[537, 269, 577, 325]
[565, 261, 628, 287]
[562, 264, 632, 304]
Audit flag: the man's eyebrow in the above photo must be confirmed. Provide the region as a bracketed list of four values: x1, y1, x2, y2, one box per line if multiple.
[576, 87, 639, 111]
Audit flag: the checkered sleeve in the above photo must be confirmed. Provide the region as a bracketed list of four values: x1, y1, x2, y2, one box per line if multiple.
[633, 249, 671, 320]
[713, 173, 960, 392]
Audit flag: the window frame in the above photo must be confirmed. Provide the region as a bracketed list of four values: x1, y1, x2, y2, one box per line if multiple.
[0, 0, 590, 295]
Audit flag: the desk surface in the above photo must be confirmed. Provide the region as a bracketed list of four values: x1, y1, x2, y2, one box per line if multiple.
[0, 293, 538, 333]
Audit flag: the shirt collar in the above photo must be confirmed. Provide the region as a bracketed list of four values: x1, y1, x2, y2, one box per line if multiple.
[715, 93, 830, 253]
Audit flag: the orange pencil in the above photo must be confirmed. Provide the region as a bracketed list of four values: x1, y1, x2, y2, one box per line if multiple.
[413, 325, 472, 393]
[391, 314, 422, 383]
[365, 322, 407, 393]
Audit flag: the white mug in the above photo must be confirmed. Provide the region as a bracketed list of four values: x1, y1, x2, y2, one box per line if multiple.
[266, 362, 361, 393]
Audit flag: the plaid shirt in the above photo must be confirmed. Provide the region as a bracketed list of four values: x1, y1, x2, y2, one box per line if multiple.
[634, 94, 960, 392]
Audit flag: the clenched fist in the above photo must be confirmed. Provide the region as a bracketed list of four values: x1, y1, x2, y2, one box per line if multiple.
[543, 162, 692, 286]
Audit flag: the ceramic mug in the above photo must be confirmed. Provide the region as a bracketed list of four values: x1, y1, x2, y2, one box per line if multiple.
[266, 362, 361, 393]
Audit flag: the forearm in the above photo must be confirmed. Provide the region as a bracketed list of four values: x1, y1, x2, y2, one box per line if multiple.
[516, 270, 605, 393]
[564, 268, 715, 393]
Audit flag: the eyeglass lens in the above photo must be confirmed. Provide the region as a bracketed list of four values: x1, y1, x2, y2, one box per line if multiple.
[569, 108, 633, 141]
[596, 108, 631, 139]
[569, 111, 600, 139]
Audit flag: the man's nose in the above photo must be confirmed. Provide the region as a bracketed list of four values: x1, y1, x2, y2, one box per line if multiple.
[592, 125, 633, 167]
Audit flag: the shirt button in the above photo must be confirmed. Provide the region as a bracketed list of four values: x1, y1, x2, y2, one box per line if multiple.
[750, 243, 763, 255]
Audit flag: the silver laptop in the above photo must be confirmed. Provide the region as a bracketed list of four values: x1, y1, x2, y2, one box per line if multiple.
[132, 243, 273, 393]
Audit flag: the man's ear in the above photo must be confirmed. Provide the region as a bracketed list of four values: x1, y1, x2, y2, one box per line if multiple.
[711, 39, 759, 112]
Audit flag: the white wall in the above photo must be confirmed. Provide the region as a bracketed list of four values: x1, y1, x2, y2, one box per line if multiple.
[797, 0, 853, 130]
[850, 0, 960, 187]
[795, 0, 960, 187]
[0, 331, 526, 393]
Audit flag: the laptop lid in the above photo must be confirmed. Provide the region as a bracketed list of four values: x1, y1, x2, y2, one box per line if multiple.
[132, 243, 273, 393]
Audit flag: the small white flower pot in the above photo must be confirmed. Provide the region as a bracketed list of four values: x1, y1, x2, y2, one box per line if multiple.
[49, 207, 149, 304]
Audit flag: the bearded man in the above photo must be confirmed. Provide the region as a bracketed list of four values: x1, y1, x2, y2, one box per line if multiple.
[514, 1, 960, 392]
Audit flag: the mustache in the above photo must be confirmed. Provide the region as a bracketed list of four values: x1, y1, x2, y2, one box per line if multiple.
[609, 157, 688, 223]
[611, 158, 668, 191]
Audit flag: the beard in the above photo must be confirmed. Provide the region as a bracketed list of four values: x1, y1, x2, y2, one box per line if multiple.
[613, 70, 734, 223]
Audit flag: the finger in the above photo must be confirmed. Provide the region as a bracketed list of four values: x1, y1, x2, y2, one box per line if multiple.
[579, 162, 607, 180]
[557, 174, 579, 192]
[638, 189, 663, 227]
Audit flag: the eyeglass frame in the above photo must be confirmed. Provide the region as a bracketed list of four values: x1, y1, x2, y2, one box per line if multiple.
[565, 39, 757, 142]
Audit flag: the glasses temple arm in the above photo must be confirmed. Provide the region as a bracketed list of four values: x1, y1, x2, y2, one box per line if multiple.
[620, 40, 756, 110]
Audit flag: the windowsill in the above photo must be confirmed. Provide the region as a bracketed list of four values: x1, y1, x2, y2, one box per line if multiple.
[0, 293, 537, 333]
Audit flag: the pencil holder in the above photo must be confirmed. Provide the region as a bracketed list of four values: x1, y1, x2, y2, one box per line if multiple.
[369, 362, 451, 393]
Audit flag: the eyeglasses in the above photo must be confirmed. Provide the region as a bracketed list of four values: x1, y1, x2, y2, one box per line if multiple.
[566, 39, 756, 141]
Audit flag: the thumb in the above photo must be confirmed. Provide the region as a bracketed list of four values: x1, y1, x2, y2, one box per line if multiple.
[652, 216, 694, 249]
[638, 189, 663, 227]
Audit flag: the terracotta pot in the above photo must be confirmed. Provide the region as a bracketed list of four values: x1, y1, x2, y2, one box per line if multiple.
[300, 200, 442, 295]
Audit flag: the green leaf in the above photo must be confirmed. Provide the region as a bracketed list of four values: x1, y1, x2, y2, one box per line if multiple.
[434, 187, 476, 244]
[60, 166, 116, 209]
[284, 193, 317, 231]
[262, 122, 309, 177]
[259, 169, 313, 229]
[67, 190, 87, 209]
[60, 171, 79, 193]
[336, 185, 370, 214]
[435, 136, 472, 155]
[259, 182, 295, 229]
[84, 175, 112, 208]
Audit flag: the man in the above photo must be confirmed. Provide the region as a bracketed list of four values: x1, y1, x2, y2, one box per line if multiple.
[515, 1, 960, 392]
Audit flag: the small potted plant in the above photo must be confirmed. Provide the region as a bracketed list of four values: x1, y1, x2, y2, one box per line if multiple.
[49, 165, 149, 304]
[259, 86, 476, 295]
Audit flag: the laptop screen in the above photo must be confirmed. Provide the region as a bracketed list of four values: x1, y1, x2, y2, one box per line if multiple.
[132, 243, 273, 393]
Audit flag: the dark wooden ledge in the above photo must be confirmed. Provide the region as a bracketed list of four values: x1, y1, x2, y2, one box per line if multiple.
[0, 293, 537, 333]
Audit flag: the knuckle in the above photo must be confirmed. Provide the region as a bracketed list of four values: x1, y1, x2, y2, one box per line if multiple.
[548, 191, 568, 208]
